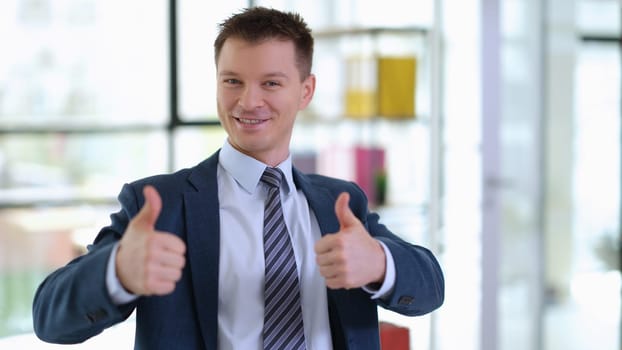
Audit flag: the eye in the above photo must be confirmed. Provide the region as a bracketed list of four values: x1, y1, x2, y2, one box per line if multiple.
[223, 78, 241, 85]
[264, 81, 281, 88]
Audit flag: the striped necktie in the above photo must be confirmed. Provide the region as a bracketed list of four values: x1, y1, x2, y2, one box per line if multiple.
[261, 167, 306, 350]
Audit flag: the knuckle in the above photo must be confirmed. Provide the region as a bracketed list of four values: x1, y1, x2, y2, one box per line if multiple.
[333, 236, 346, 249]
[334, 254, 347, 265]
[319, 266, 329, 277]
[144, 278, 156, 294]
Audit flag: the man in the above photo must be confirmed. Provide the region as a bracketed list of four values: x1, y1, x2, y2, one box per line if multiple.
[33, 7, 444, 349]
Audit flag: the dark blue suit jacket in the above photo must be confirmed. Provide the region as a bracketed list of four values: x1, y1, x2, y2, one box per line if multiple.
[33, 150, 444, 349]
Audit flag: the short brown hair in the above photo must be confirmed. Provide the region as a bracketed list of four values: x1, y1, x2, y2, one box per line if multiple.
[214, 7, 314, 80]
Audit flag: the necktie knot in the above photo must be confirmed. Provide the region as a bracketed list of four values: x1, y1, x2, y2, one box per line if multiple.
[261, 167, 284, 189]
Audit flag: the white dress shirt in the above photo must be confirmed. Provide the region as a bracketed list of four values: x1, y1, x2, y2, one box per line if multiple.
[106, 140, 396, 349]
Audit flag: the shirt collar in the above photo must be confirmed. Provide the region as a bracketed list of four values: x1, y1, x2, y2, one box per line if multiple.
[219, 139, 295, 195]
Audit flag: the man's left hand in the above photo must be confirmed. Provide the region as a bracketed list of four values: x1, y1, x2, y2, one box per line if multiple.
[314, 192, 386, 289]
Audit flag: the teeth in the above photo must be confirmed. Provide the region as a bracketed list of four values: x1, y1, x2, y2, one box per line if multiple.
[238, 118, 264, 124]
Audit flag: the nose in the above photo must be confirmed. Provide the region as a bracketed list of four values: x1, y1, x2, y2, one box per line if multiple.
[238, 84, 264, 110]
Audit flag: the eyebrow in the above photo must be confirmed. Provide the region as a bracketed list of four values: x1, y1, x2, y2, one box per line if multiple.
[218, 70, 290, 80]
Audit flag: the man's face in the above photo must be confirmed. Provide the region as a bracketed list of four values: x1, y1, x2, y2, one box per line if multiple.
[216, 37, 315, 166]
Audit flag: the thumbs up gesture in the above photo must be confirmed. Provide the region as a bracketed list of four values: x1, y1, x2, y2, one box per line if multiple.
[314, 192, 386, 289]
[115, 185, 187, 296]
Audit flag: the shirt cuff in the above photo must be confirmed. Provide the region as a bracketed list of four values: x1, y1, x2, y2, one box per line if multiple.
[106, 242, 139, 305]
[362, 240, 396, 300]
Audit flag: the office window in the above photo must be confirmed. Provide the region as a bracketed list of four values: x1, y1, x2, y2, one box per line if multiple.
[0, 0, 170, 342]
[0, 0, 169, 127]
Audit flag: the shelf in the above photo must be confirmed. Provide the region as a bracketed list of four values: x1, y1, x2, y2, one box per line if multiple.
[296, 112, 430, 125]
[313, 26, 429, 38]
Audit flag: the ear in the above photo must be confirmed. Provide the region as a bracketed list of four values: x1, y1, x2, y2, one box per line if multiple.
[298, 74, 316, 110]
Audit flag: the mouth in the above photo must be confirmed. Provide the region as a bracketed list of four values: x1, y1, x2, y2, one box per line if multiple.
[231, 106, 272, 125]
[234, 117, 268, 125]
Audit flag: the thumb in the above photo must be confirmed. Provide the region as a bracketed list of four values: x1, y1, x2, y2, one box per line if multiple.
[134, 185, 162, 229]
[335, 192, 359, 230]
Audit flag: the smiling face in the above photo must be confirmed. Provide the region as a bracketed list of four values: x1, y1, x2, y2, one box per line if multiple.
[216, 37, 315, 166]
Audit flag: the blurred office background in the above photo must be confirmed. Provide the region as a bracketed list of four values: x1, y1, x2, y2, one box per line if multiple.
[0, 0, 619, 349]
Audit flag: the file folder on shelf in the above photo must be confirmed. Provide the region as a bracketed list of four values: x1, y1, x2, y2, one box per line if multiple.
[379, 322, 410, 350]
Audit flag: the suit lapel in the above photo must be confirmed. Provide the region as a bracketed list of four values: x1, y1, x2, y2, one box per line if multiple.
[292, 169, 340, 236]
[184, 151, 221, 350]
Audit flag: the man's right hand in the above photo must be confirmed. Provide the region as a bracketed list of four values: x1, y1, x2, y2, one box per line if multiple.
[115, 185, 187, 296]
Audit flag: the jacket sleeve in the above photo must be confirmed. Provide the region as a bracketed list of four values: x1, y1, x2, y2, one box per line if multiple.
[350, 184, 445, 316]
[32, 184, 139, 344]
[372, 217, 445, 316]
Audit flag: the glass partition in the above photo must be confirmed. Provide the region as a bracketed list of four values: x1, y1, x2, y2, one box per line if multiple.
[0, 0, 169, 128]
[543, 1, 620, 349]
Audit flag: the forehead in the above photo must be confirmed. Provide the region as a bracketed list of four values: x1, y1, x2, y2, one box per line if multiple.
[217, 37, 300, 78]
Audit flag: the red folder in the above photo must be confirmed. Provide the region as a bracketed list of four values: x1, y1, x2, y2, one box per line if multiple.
[379, 322, 410, 350]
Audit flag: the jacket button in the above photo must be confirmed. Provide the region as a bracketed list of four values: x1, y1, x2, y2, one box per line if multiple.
[86, 309, 108, 323]
[398, 296, 414, 305]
